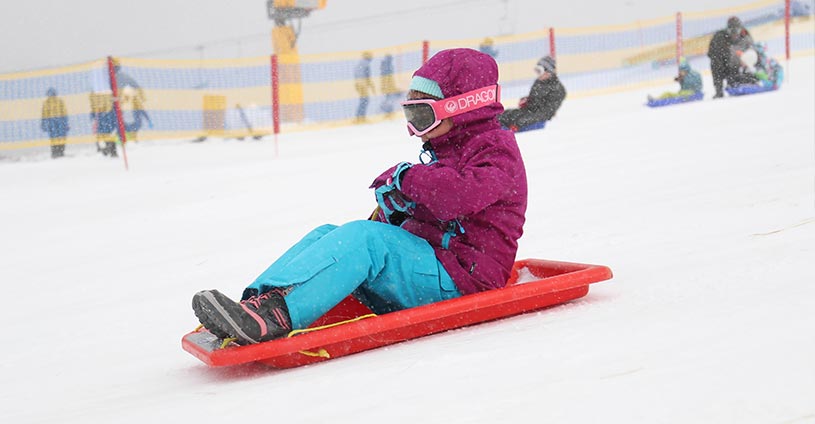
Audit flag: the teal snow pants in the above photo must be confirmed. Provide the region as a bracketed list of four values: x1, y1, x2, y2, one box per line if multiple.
[243, 220, 460, 329]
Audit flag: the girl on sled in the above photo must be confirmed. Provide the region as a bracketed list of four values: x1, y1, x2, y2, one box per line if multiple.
[192, 48, 528, 344]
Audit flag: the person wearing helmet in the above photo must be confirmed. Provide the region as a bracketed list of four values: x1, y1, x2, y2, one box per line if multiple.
[192, 49, 528, 345]
[707, 16, 754, 98]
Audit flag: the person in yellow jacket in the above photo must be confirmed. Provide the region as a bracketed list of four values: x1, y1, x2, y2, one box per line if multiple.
[41, 88, 69, 158]
[354, 51, 376, 123]
[379, 54, 402, 118]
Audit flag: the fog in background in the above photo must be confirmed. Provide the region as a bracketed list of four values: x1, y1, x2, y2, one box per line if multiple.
[2, 0, 761, 73]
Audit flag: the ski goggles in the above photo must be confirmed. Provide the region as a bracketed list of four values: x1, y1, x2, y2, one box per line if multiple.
[401, 85, 500, 136]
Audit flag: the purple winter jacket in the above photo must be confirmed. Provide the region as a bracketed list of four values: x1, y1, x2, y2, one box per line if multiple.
[372, 49, 528, 295]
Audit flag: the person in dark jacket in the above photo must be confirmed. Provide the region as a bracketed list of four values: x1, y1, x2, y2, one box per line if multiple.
[40, 88, 69, 158]
[191, 49, 527, 345]
[498, 55, 566, 131]
[708, 16, 754, 98]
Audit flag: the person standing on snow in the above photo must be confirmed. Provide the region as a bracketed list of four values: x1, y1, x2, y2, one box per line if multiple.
[498, 55, 565, 132]
[707, 16, 754, 98]
[192, 48, 528, 345]
[478, 37, 499, 58]
[112, 60, 153, 140]
[379, 54, 402, 117]
[354, 51, 376, 123]
[40, 88, 69, 159]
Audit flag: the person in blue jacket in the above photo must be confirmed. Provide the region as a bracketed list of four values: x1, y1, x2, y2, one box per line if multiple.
[753, 42, 784, 89]
[478, 37, 499, 58]
[89, 94, 120, 157]
[649, 58, 703, 100]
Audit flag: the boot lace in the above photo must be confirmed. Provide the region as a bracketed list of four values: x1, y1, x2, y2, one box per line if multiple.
[241, 287, 287, 309]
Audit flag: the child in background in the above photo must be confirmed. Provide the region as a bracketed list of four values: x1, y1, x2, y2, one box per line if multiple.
[753, 42, 784, 89]
[650, 58, 702, 100]
[498, 55, 565, 131]
[192, 48, 528, 345]
[40, 88, 69, 159]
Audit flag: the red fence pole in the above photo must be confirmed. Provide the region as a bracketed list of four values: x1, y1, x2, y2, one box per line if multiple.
[676, 12, 683, 69]
[270, 54, 280, 157]
[422, 41, 429, 64]
[107, 56, 129, 171]
[548, 27, 556, 61]
[784, 0, 791, 60]
[270, 55, 280, 135]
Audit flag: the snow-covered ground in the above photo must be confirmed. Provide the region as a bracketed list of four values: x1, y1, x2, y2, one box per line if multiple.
[1, 56, 814, 423]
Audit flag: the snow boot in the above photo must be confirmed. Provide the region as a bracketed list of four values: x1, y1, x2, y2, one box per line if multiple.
[192, 289, 292, 344]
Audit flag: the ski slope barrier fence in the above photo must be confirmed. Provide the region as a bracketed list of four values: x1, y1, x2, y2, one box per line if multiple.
[1, 0, 812, 155]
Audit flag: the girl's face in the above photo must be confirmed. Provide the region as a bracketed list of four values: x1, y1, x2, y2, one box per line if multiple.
[406, 90, 454, 141]
[420, 119, 453, 141]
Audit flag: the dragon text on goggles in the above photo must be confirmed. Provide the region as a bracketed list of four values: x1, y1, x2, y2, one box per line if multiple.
[401, 85, 500, 136]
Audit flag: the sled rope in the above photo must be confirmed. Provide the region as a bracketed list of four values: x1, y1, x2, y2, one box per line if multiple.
[194, 313, 378, 354]
[298, 348, 330, 358]
[220, 337, 238, 349]
[752, 217, 814, 236]
[287, 313, 378, 337]
[287, 313, 378, 358]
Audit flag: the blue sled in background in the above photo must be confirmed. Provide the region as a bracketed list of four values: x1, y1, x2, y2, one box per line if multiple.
[502, 120, 547, 133]
[646, 91, 704, 108]
[726, 84, 777, 96]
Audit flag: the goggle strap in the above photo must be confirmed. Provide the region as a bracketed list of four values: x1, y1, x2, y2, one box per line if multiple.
[433, 85, 500, 121]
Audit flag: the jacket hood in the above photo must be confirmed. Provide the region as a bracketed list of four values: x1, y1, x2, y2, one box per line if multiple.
[412, 48, 504, 135]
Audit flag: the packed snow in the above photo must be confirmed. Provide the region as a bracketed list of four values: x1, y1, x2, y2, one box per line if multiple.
[1, 57, 813, 423]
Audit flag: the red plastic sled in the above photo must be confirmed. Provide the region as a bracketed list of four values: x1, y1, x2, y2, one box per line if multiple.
[182, 258, 613, 368]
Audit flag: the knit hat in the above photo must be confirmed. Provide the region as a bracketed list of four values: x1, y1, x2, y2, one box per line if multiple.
[535, 56, 556, 75]
[727, 16, 742, 30]
[727, 16, 743, 36]
[678, 57, 691, 72]
[409, 75, 444, 99]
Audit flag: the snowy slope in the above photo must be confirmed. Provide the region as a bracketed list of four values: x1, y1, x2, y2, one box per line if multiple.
[1, 57, 813, 423]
